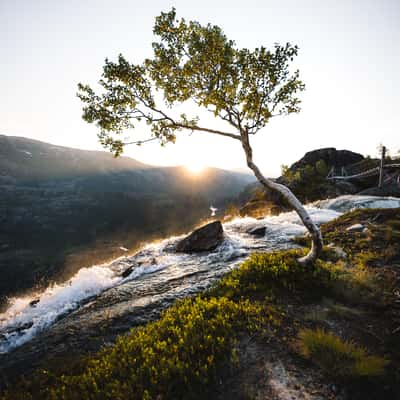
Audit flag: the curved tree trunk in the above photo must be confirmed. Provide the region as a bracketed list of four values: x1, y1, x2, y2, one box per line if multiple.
[240, 130, 323, 264]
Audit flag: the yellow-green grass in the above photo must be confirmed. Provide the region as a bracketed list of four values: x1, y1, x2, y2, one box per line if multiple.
[298, 328, 387, 379]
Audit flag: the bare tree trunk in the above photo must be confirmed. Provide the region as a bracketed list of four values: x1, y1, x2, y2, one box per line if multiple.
[240, 130, 323, 265]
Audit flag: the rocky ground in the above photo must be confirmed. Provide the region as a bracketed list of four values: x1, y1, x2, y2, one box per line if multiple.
[215, 208, 400, 400]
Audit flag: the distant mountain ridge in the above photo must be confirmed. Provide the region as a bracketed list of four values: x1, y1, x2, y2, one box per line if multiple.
[0, 135, 253, 199]
[0, 135, 150, 183]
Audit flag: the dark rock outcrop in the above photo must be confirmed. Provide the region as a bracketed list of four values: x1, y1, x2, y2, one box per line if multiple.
[278, 148, 366, 200]
[175, 221, 224, 253]
[236, 148, 369, 219]
[289, 148, 364, 171]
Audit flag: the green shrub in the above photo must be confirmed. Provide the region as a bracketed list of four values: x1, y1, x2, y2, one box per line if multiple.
[281, 159, 331, 202]
[3, 296, 270, 400]
[213, 250, 336, 299]
[293, 237, 387, 305]
[298, 329, 387, 379]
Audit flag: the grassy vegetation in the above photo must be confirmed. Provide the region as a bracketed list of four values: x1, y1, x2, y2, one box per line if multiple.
[213, 245, 389, 307]
[293, 209, 400, 267]
[5, 249, 324, 399]
[321, 208, 400, 266]
[212, 249, 337, 300]
[328, 262, 386, 305]
[298, 329, 387, 379]
[2, 207, 399, 399]
[295, 208, 400, 306]
[1, 296, 276, 400]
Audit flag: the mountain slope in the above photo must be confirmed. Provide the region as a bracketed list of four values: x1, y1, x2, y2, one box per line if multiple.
[0, 135, 253, 200]
[0, 135, 254, 304]
[0, 135, 150, 183]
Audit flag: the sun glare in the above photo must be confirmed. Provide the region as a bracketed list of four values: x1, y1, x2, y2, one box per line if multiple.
[185, 161, 206, 174]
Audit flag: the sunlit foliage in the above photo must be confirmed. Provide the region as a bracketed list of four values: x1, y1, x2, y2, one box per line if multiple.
[77, 8, 304, 156]
[213, 249, 336, 299]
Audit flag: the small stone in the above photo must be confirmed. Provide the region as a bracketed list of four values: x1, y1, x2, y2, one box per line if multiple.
[121, 266, 134, 278]
[328, 245, 347, 259]
[247, 226, 267, 237]
[346, 223, 364, 232]
[29, 299, 40, 307]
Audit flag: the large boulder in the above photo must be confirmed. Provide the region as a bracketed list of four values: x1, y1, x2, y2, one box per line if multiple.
[176, 221, 224, 253]
[277, 148, 365, 201]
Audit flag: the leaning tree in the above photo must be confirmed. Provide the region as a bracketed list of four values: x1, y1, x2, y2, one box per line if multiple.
[77, 8, 323, 264]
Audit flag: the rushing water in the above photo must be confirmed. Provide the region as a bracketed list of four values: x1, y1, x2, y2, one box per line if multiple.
[1, 195, 399, 357]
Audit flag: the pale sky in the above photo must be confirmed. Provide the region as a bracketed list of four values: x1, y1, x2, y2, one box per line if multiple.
[1, 0, 399, 176]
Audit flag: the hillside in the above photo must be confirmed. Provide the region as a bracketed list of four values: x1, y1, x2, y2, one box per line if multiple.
[0, 135, 254, 304]
[0, 135, 150, 183]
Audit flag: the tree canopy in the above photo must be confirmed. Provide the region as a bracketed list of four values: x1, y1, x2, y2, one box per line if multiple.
[78, 8, 323, 264]
[77, 8, 305, 156]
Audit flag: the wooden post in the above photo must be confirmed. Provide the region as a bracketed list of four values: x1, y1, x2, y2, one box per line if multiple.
[378, 146, 386, 188]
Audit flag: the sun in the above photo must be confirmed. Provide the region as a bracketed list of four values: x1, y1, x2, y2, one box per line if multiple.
[185, 160, 206, 174]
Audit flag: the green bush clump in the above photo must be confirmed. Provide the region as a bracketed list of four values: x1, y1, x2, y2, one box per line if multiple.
[280, 159, 331, 202]
[298, 329, 387, 379]
[15, 296, 269, 400]
[214, 250, 336, 299]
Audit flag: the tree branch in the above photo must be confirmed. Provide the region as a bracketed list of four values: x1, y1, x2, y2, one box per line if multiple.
[172, 123, 241, 140]
[127, 93, 241, 140]
[123, 137, 159, 145]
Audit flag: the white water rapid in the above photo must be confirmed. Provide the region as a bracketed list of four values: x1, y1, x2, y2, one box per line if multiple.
[1, 195, 399, 354]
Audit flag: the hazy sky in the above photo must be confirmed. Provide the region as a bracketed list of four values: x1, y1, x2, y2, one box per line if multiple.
[1, 0, 399, 176]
